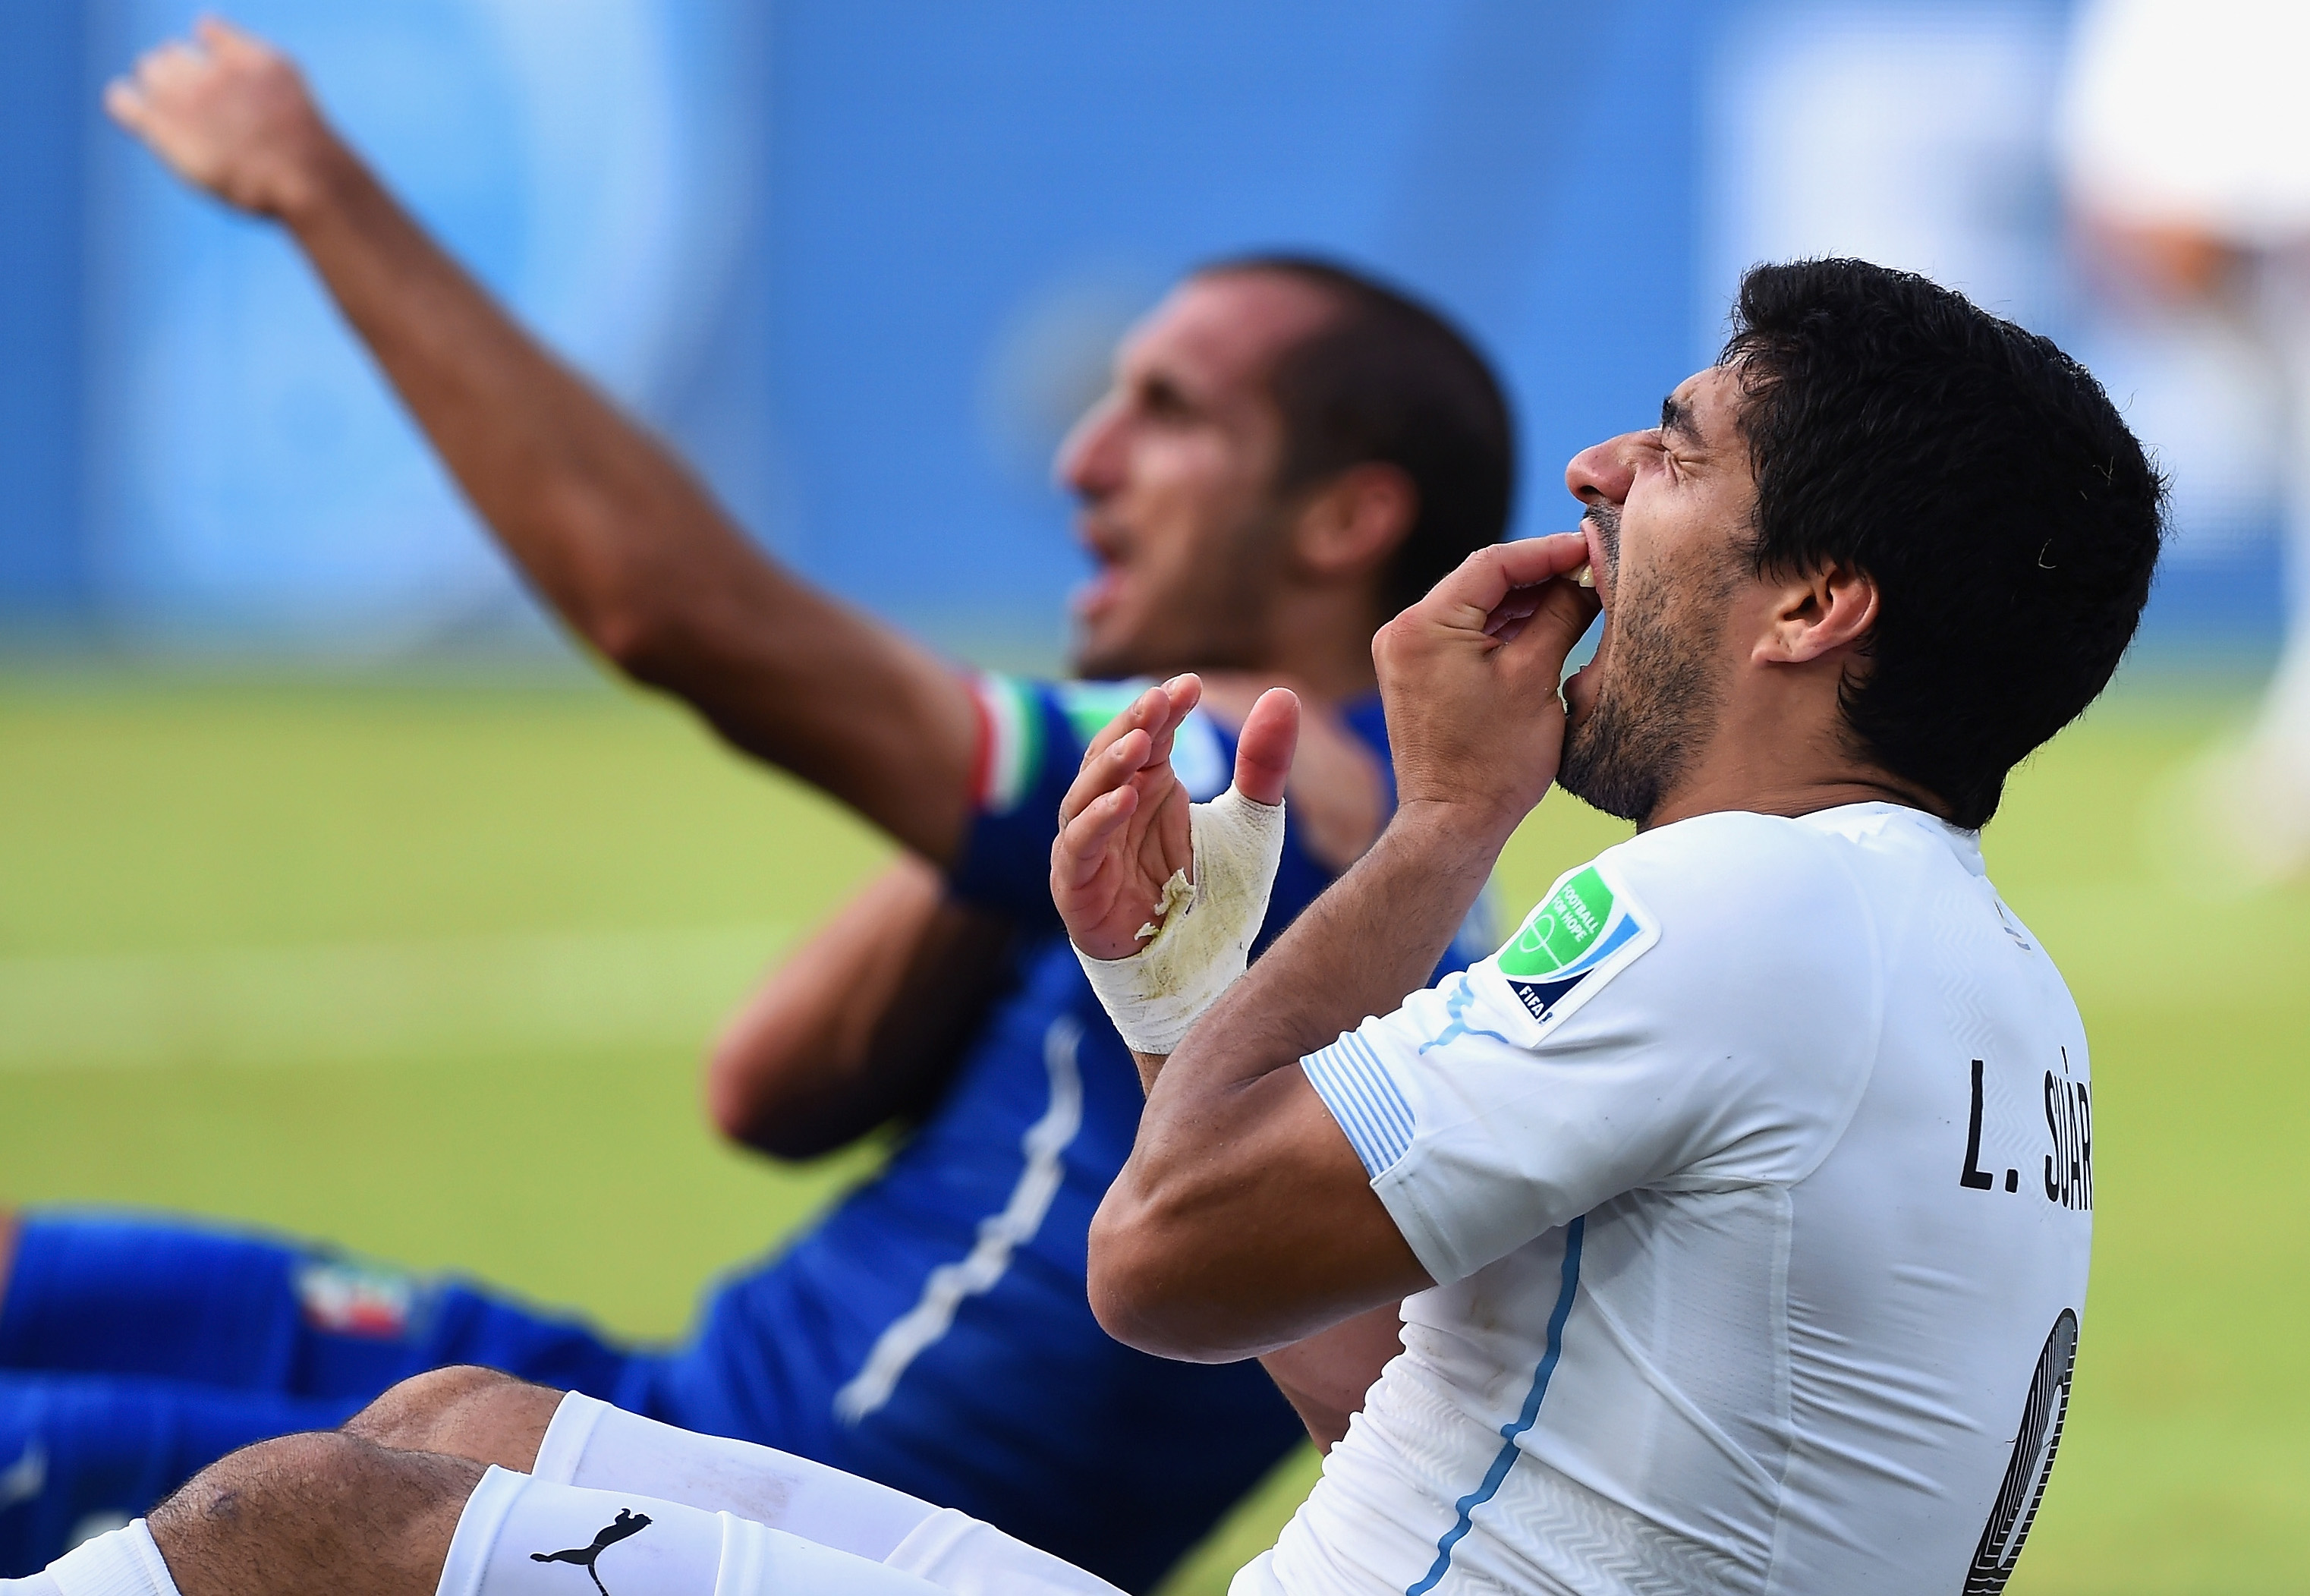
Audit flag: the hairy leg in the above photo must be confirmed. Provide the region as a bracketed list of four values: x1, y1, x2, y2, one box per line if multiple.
[345, 1367, 559, 1472]
[146, 1431, 480, 1596]
[110, 1392, 1117, 1596]
[0, 1371, 364, 1575]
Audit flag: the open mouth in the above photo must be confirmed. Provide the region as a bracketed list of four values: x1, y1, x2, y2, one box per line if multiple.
[1562, 537, 1610, 712]
[1072, 563, 1122, 622]
[1578, 504, 1617, 600]
[1070, 517, 1126, 622]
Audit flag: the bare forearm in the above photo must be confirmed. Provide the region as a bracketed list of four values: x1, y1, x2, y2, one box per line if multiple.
[277, 141, 974, 856]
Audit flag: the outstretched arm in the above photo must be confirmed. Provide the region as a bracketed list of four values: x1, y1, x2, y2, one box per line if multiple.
[105, 20, 977, 861]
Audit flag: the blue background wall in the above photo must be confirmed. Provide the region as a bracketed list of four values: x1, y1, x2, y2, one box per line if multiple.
[754, 0, 1702, 652]
[0, 0, 2278, 663]
[0, 3, 93, 626]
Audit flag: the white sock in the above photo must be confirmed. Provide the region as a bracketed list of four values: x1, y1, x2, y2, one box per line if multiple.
[532, 1393, 931, 1560]
[438, 1466, 943, 1596]
[881, 1509, 1119, 1596]
[532, 1395, 1121, 1594]
[16, 1524, 177, 1596]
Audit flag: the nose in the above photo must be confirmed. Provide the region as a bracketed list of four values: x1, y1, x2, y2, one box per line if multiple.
[1565, 433, 1638, 509]
[1056, 390, 1127, 502]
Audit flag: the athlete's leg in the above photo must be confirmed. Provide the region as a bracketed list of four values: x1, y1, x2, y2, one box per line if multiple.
[149, 1432, 479, 1596]
[439, 1469, 948, 1596]
[0, 1372, 359, 1575]
[0, 1215, 634, 1404]
[344, 1368, 562, 1472]
[530, 1393, 1122, 1595]
[1, 1439, 970, 1596]
[0, 1218, 642, 1574]
[0, 1214, 426, 1391]
[534, 1390, 933, 1557]
[335, 1372, 1122, 1596]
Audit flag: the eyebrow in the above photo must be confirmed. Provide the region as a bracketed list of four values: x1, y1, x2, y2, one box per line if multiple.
[1659, 394, 1704, 446]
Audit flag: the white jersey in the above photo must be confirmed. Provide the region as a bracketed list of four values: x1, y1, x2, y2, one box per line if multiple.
[1254, 803, 2093, 1596]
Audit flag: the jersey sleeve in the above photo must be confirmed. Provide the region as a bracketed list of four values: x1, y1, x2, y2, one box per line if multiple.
[944, 673, 1234, 932]
[1301, 812, 1887, 1286]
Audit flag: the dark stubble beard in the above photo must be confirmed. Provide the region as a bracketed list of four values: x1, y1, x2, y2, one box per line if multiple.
[1556, 506, 1729, 825]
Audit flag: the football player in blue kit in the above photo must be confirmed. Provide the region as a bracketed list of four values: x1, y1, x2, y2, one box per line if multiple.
[0, 20, 1512, 1590]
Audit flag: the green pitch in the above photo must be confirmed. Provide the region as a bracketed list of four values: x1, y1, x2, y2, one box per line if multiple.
[2, 666, 2304, 1594]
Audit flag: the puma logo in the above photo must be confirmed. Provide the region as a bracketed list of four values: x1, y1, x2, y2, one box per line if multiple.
[1418, 975, 1512, 1054]
[530, 1509, 652, 1596]
[0, 1442, 46, 1511]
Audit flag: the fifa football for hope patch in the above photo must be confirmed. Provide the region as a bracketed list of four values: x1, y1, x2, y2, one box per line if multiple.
[1489, 862, 1657, 1031]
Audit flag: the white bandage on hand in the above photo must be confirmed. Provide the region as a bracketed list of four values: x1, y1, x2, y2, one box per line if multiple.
[1072, 785, 1286, 1055]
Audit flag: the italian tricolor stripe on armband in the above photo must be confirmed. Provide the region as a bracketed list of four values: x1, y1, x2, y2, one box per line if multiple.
[969, 672, 1043, 816]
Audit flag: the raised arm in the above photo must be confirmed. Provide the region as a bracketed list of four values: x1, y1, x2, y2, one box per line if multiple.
[1060, 534, 1598, 1362]
[105, 20, 977, 861]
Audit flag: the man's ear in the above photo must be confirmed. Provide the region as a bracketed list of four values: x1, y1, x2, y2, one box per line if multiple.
[1758, 560, 1878, 665]
[1289, 462, 1418, 581]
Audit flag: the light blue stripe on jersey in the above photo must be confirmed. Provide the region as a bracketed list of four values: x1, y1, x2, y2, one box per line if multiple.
[1406, 1214, 1586, 1596]
[1301, 1031, 1415, 1176]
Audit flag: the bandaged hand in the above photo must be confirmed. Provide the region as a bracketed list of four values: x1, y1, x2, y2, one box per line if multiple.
[1052, 675, 1298, 1055]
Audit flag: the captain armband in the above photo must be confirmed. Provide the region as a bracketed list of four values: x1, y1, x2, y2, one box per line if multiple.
[1072, 786, 1286, 1056]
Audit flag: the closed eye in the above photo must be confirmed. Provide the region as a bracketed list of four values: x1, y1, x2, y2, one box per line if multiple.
[1659, 394, 1704, 448]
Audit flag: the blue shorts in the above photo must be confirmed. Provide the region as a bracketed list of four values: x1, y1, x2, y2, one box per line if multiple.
[0, 1212, 648, 1404]
[0, 1213, 656, 1572]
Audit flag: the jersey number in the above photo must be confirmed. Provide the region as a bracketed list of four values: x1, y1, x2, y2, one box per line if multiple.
[1963, 1308, 2078, 1594]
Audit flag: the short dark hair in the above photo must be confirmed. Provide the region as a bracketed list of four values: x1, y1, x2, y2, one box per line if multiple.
[1723, 259, 2165, 829]
[1197, 254, 1515, 612]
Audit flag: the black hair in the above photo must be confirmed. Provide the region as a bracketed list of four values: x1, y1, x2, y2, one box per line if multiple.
[1196, 254, 1515, 612]
[1723, 259, 2166, 829]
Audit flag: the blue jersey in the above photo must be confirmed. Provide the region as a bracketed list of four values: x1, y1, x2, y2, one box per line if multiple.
[0, 677, 1489, 1593]
[649, 678, 1490, 1588]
